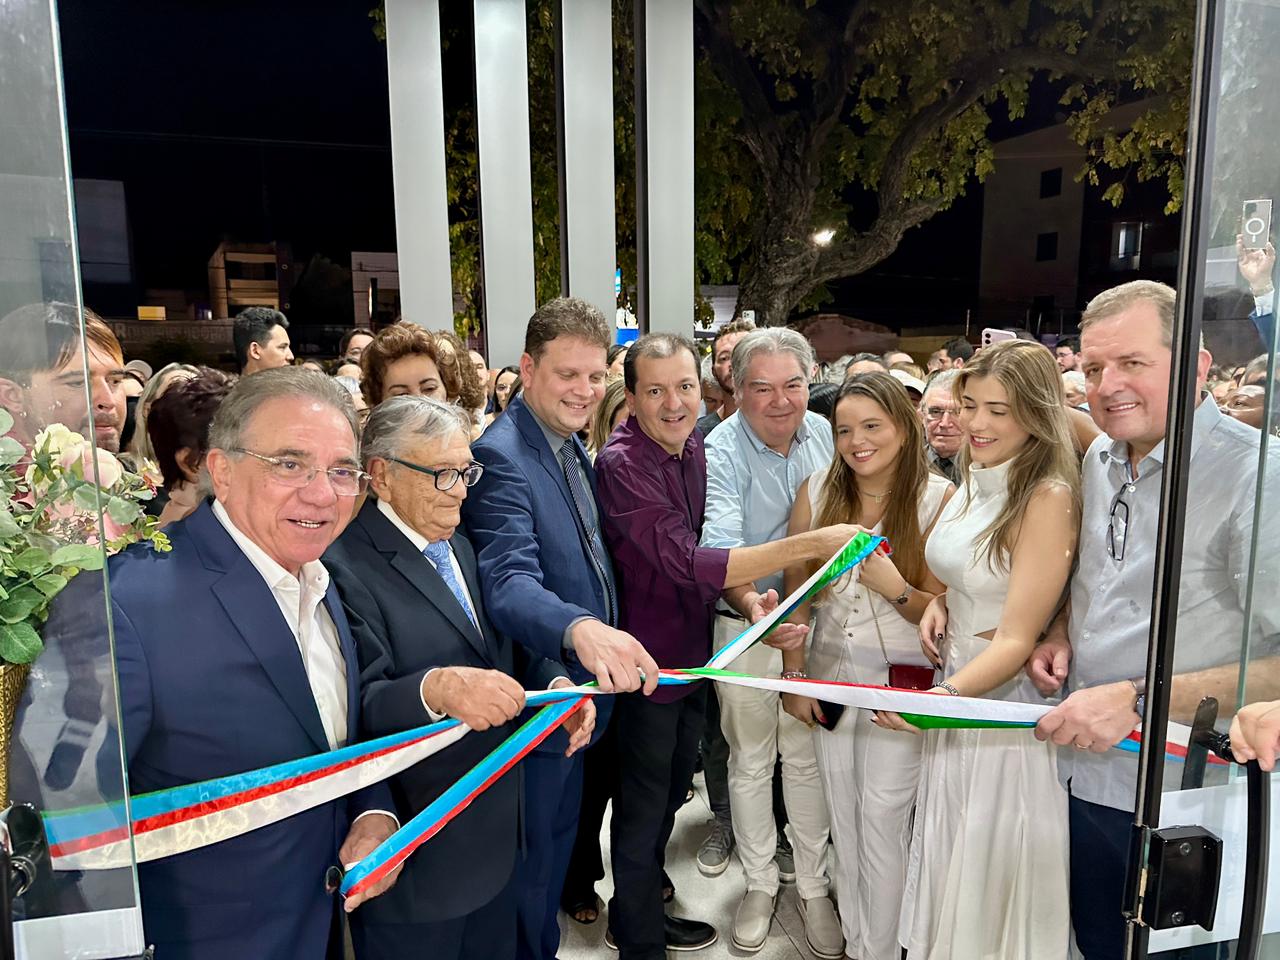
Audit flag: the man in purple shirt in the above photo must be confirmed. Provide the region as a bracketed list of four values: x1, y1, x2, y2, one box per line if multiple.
[594, 333, 860, 960]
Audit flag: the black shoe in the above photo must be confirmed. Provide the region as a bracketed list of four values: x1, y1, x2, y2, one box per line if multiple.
[604, 916, 718, 952]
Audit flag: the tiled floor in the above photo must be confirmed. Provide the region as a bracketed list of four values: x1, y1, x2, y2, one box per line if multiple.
[558, 771, 827, 960]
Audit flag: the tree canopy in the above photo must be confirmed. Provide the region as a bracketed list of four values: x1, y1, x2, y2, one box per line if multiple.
[375, 0, 1193, 330]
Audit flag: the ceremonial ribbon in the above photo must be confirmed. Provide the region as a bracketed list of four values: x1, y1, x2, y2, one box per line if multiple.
[36, 530, 1226, 889]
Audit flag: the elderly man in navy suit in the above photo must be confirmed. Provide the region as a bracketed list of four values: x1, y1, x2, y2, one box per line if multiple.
[464, 297, 660, 960]
[324, 395, 594, 960]
[93, 367, 399, 959]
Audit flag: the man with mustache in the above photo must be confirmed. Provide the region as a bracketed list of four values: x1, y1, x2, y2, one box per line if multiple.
[0, 301, 127, 453]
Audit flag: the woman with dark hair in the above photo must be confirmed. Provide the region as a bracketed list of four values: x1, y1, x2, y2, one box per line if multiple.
[146, 367, 237, 528]
[780, 372, 954, 960]
[487, 365, 521, 425]
[607, 343, 628, 377]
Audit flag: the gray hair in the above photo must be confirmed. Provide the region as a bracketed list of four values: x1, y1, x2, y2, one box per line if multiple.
[359, 395, 470, 468]
[208, 366, 358, 456]
[1062, 370, 1086, 391]
[923, 368, 960, 399]
[730, 328, 815, 392]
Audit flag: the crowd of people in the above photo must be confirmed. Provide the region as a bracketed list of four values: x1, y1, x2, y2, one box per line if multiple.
[1, 274, 1279, 960]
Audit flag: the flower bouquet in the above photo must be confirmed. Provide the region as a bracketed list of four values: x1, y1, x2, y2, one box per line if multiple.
[0, 412, 171, 666]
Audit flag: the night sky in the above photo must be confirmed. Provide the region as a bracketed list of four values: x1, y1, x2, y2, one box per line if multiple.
[56, 2, 1063, 327]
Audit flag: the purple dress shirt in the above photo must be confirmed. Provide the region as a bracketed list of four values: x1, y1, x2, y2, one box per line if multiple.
[594, 416, 731, 703]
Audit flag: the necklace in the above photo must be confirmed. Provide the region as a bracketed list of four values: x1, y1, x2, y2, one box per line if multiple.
[862, 488, 892, 504]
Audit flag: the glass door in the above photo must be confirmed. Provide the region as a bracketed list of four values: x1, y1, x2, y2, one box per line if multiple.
[1, 1, 145, 957]
[1127, 0, 1279, 956]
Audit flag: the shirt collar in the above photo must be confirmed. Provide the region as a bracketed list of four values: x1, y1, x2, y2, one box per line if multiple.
[376, 496, 438, 554]
[1098, 394, 1219, 474]
[525, 404, 573, 456]
[737, 410, 813, 457]
[616, 414, 697, 463]
[211, 499, 330, 595]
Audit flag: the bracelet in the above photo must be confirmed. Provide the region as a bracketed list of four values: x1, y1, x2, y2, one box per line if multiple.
[937, 680, 961, 696]
[781, 670, 807, 680]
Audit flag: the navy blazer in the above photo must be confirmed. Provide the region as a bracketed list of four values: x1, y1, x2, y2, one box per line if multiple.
[100, 501, 391, 959]
[464, 396, 618, 737]
[324, 500, 564, 928]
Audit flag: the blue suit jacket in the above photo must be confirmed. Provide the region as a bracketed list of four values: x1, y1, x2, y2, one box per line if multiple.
[103, 502, 391, 959]
[464, 395, 617, 739]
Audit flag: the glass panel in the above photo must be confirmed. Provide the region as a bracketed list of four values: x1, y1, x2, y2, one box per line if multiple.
[1, 0, 144, 956]
[1132, 0, 1280, 955]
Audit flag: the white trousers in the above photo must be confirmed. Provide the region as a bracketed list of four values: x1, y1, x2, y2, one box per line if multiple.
[813, 700, 923, 960]
[713, 616, 831, 899]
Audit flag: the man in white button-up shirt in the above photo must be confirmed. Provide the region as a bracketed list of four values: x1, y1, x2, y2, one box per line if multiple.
[105, 367, 399, 960]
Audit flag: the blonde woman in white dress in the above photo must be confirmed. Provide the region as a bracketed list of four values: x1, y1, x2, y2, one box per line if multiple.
[779, 372, 955, 960]
[877, 340, 1080, 960]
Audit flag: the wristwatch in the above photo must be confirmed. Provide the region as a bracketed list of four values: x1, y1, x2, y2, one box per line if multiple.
[892, 583, 913, 606]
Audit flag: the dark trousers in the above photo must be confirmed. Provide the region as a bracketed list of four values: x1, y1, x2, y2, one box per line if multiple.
[1069, 792, 1223, 960]
[517, 750, 584, 960]
[351, 878, 517, 960]
[610, 687, 707, 960]
[562, 715, 618, 906]
[702, 684, 788, 833]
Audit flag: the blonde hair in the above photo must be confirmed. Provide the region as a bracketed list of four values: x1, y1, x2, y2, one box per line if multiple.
[588, 378, 628, 459]
[954, 340, 1081, 571]
[815, 372, 932, 586]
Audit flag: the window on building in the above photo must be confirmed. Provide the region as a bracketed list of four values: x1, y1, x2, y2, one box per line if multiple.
[1110, 221, 1144, 270]
[1035, 231, 1058, 262]
[1039, 168, 1062, 199]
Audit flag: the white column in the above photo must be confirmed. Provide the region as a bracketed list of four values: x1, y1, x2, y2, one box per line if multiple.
[384, 0, 454, 327]
[556, 0, 617, 326]
[474, 0, 537, 367]
[634, 0, 694, 334]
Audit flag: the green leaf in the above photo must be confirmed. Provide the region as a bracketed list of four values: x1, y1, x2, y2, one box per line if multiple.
[32, 573, 68, 598]
[0, 408, 12, 435]
[12, 548, 51, 576]
[106, 496, 141, 526]
[0, 621, 43, 664]
[0, 436, 23, 467]
[0, 587, 43, 625]
[51, 543, 104, 570]
[0, 509, 20, 539]
[72, 483, 100, 512]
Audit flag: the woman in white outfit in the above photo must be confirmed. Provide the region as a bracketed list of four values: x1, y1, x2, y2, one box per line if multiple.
[780, 372, 955, 960]
[879, 339, 1080, 960]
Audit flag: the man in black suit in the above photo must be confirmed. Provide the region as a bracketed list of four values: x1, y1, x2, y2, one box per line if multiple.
[325, 396, 595, 960]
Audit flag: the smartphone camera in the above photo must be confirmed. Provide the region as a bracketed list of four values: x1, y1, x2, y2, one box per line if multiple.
[1242, 199, 1273, 250]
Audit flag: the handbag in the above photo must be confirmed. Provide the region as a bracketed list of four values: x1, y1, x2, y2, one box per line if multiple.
[815, 586, 936, 731]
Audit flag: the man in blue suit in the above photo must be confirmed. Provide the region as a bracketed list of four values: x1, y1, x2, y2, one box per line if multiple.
[324, 395, 594, 960]
[102, 368, 399, 959]
[464, 297, 659, 960]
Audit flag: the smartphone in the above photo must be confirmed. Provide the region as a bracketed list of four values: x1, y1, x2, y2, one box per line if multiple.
[981, 328, 1018, 347]
[1242, 199, 1273, 250]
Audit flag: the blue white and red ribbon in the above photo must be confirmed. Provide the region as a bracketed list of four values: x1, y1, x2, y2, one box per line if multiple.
[36, 530, 1227, 886]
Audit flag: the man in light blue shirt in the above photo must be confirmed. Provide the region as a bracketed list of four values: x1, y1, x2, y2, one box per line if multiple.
[700, 329, 843, 959]
[1030, 280, 1280, 958]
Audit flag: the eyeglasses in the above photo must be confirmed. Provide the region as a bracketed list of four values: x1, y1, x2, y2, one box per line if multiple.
[232, 448, 370, 496]
[1108, 486, 1130, 561]
[389, 457, 484, 491]
[923, 405, 959, 422]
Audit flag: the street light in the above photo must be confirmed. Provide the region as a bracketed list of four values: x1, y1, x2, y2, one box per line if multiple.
[812, 228, 835, 246]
